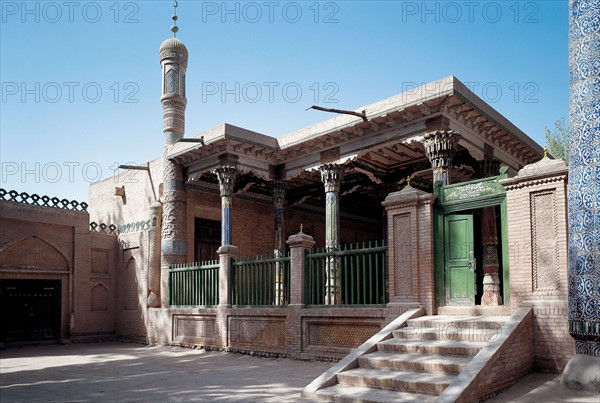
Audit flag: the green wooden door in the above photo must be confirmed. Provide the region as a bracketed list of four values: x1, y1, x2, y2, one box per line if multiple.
[444, 214, 475, 306]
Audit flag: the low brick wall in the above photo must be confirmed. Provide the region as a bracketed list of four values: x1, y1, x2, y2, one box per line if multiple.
[440, 308, 534, 403]
[146, 305, 413, 361]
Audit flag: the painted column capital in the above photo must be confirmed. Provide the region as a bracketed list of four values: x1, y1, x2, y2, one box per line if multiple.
[422, 130, 460, 170]
[215, 166, 237, 198]
[422, 130, 460, 186]
[320, 163, 343, 193]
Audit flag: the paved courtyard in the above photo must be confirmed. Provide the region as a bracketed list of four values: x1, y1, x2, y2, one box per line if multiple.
[1, 342, 598, 402]
[0, 342, 331, 402]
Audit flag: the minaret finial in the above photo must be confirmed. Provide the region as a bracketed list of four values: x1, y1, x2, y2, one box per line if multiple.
[171, 0, 179, 37]
[544, 146, 548, 158]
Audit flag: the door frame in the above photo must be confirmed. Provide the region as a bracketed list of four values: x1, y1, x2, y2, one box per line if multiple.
[434, 167, 510, 307]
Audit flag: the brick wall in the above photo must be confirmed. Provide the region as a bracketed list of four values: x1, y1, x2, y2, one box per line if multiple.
[115, 231, 151, 342]
[0, 200, 119, 342]
[502, 158, 572, 372]
[88, 157, 162, 226]
[186, 184, 382, 259]
[71, 232, 118, 341]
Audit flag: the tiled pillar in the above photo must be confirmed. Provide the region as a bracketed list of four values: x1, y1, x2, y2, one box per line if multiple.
[422, 130, 459, 186]
[320, 163, 343, 304]
[215, 166, 237, 246]
[271, 181, 287, 305]
[286, 229, 315, 306]
[160, 160, 187, 307]
[562, 0, 600, 389]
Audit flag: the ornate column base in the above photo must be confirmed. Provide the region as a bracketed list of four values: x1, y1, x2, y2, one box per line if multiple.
[482, 273, 502, 306]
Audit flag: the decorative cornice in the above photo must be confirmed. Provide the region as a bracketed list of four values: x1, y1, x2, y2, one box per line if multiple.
[501, 174, 567, 191]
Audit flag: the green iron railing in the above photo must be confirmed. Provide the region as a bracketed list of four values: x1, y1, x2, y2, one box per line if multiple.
[168, 260, 219, 306]
[231, 254, 290, 306]
[305, 241, 387, 305]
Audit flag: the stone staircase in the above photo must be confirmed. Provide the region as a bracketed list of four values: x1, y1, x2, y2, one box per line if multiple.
[310, 315, 509, 402]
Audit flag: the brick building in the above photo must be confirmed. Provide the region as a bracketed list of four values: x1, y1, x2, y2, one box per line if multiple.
[2, 7, 595, 401]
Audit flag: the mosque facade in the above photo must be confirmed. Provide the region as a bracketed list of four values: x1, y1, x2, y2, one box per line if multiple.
[1, 1, 598, 398]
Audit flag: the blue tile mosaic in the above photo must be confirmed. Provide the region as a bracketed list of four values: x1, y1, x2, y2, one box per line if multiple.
[568, 0, 600, 353]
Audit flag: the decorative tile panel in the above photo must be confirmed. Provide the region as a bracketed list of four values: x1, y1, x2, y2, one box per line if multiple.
[568, 0, 600, 353]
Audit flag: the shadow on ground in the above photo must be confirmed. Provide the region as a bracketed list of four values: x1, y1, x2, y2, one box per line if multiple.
[0, 342, 332, 402]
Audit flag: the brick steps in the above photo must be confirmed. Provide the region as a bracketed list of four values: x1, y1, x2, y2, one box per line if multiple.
[337, 367, 455, 395]
[377, 338, 486, 356]
[407, 315, 508, 328]
[312, 384, 436, 403]
[358, 351, 471, 373]
[394, 315, 507, 343]
[313, 314, 510, 402]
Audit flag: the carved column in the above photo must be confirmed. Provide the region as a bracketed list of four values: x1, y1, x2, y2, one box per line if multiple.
[160, 160, 188, 306]
[422, 130, 459, 186]
[480, 159, 502, 306]
[271, 181, 286, 305]
[215, 166, 237, 246]
[320, 163, 343, 304]
[147, 202, 162, 307]
[562, 0, 600, 389]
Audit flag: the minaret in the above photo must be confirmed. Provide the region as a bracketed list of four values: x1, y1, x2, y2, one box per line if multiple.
[160, 3, 188, 146]
[159, 3, 188, 306]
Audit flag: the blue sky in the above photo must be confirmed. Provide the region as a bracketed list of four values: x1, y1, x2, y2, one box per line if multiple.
[1, 0, 568, 203]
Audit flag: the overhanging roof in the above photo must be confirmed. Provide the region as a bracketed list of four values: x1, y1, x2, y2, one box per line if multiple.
[169, 76, 543, 183]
